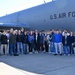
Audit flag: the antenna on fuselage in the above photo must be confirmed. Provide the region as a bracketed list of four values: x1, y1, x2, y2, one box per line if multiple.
[52, 0, 55, 1]
[43, 0, 46, 3]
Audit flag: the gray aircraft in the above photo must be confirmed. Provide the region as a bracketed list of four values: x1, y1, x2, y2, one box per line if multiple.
[0, 0, 75, 31]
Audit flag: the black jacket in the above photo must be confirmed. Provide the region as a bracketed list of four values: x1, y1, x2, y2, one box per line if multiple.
[70, 36, 75, 44]
[22, 34, 28, 44]
[16, 34, 22, 42]
[9, 33, 17, 44]
[62, 35, 71, 46]
[1, 35, 7, 44]
[34, 33, 40, 44]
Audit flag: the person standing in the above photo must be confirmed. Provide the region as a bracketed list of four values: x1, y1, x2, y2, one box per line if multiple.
[28, 31, 34, 54]
[34, 30, 40, 53]
[9, 31, 17, 55]
[70, 32, 75, 54]
[54, 30, 62, 55]
[49, 30, 55, 54]
[1, 31, 8, 55]
[39, 31, 44, 52]
[22, 31, 28, 54]
[62, 32, 71, 56]
[16, 30, 23, 54]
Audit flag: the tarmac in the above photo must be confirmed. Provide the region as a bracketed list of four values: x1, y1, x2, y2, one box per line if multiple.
[0, 53, 75, 75]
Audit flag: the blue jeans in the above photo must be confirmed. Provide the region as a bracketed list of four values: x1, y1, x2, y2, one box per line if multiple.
[63, 46, 70, 54]
[23, 44, 27, 54]
[54, 42, 62, 54]
[50, 42, 55, 53]
[70, 45, 74, 54]
[17, 42, 23, 54]
[9, 44, 16, 55]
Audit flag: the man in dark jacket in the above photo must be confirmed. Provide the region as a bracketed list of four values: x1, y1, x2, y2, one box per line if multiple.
[34, 30, 40, 53]
[39, 31, 44, 52]
[70, 32, 75, 54]
[1, 31, 8, 55]
[16, 30, 23, 54]
[22, 31, 28, 54]
[62, 32, 71, 56]
[9, 31, 17, 55]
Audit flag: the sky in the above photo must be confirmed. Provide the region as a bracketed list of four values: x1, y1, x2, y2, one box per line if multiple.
[0, 0, 52, 17]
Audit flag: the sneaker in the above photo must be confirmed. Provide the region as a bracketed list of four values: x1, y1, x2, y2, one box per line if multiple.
[54, 54, 57, 55]
[49, 52, 51, 54]
[64, 54, 66, 56]
[29, 52, 33, 54]
[68, 54, 70, 56]
[60, 54, 62, 56]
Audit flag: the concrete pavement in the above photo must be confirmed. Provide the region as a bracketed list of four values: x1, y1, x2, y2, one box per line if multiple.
[0, 53, 75, 75]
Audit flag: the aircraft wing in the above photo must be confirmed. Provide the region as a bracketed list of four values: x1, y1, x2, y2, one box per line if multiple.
[0, 22, 30, 28]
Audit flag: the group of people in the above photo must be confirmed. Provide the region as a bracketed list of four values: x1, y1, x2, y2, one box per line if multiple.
[0, 28, 75, 56]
